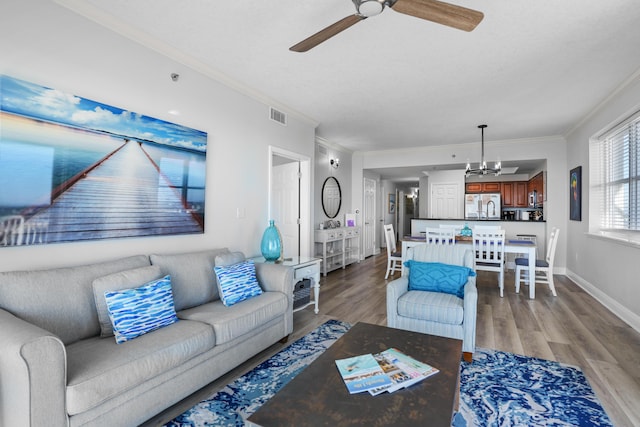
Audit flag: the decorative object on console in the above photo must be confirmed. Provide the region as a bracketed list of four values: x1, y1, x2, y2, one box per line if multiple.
[260, 220, 282, 261]
[465, 124, 501, 177]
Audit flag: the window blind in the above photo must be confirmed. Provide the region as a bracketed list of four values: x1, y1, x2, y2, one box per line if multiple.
[595, 114, 640, 231]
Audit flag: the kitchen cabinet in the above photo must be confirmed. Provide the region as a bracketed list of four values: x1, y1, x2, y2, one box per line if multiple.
[528, 173, 544, 205]
[465, 182, 502, 193]
[502, 181, 529, 207]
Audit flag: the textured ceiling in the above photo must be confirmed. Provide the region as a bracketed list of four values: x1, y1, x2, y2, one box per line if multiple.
[64, 0, 640, 154]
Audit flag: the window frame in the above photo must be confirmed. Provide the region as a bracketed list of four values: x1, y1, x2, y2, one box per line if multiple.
[589, 110, 640, 246]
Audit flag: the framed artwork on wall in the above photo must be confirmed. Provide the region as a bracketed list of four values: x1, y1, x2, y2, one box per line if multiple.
[388, 193, 396, 214]
[0, 74, 208, 247]
[570, 166, 582, 221]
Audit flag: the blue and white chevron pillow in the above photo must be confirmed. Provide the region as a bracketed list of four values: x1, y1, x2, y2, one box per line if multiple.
[214, 260, 263, 307]
[104, 275, 178, 344]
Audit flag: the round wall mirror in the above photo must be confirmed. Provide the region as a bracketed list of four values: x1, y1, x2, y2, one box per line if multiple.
[321, 177, 342, 218]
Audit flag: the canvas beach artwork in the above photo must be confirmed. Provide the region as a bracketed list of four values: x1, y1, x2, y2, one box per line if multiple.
[0, 75, 208, 246]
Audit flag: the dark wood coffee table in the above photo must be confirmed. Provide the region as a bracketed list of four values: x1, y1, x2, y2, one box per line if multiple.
[246, 322, 462, 427]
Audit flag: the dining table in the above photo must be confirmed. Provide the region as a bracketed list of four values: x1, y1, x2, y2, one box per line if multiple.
[401, 235, 539, 299]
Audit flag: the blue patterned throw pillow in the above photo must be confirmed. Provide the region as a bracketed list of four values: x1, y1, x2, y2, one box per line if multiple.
[404, 260, 476, 298]
[214, 260, 263, 307]
[104, 275, 178, 344]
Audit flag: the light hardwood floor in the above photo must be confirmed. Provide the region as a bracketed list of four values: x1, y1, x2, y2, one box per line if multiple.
[144, 252, 640, 427]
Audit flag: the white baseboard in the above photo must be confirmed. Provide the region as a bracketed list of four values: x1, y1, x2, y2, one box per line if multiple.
[566, 269, 640, 333]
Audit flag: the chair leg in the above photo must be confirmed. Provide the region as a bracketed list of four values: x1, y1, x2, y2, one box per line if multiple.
[385, 259, 392, 279]
[499, 269, 504, 298]
[547, 271, 557, 296]
[514, 265, 521, 293]
[463, 352, 473, 363]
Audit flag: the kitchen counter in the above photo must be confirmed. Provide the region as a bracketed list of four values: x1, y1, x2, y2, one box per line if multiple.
[410, 218, 548, 258]
[411, 218, 545, 223]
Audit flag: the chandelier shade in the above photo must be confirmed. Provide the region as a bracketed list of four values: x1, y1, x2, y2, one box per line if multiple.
[465, 124, 501, 177]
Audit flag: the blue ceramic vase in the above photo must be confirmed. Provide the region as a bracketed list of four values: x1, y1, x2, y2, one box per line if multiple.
[261, 220, 282, 261]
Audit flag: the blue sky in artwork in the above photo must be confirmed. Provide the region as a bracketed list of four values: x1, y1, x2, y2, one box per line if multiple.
[0, 75, 207, 153]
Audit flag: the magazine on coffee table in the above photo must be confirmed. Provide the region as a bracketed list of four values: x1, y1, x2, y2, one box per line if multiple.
[368, 348, 440, 395]
[335, 354, 394, 394]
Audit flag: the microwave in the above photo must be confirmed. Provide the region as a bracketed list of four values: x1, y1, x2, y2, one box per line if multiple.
[528, 190, 537, 207]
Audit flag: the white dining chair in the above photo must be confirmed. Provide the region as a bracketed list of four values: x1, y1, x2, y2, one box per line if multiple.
[515, 227, 560, 297]
[472, 229, 506, 297]
[425, 227, 455, 245]
[383, 224, 402, 279]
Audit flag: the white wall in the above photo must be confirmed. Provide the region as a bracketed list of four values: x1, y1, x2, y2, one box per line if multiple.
[0, 1, 316, 272]
[315, 140, 352, 228]
[565, 72, 640, 330]
[352, 135, 568, 270]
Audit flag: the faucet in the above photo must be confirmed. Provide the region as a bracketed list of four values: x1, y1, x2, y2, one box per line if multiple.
[486, 200, 496, 219]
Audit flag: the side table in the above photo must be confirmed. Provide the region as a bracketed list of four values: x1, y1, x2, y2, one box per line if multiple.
[251, 256, 321, 314]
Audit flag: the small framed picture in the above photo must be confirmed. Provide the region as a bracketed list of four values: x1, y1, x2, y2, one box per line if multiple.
[570, 166, 582, 221]
[388, 193, 396, 214]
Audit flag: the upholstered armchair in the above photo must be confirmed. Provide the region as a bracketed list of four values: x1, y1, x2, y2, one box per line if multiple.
[386, 244, 478, 362]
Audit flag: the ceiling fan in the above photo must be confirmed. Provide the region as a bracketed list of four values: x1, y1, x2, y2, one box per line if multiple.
[290, 0, 484, 52]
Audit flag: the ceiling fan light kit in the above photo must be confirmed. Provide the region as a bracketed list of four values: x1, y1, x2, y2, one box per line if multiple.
[290, 0, 484, 52]
[465, 124, 502, 177]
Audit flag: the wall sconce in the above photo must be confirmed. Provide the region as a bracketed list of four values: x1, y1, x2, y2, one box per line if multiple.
[330, 158, 339, 169]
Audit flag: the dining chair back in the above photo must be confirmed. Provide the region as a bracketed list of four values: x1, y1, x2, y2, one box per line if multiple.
[472, 229, 506, 297]
[425, 227, 455, 245]
[515, 227, 560, 297]
[383, 224, 402, 279]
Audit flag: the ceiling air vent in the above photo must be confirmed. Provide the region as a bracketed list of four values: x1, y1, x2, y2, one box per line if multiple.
[269, 107, 287, 126]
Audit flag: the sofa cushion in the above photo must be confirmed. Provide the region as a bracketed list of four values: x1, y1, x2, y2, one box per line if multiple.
[214, 260, 263, 307]
[178, 291, 287, 345]
[404, 260, 475, 299]
[150, 248, 230, 311]
[0, 255, 151, 345]
[65, 319, 215, 416]
[104, 275, 179, 344]
[397, 290, 464, 325]
[92, 265, 164, 337]
[215, 251, 246, 267]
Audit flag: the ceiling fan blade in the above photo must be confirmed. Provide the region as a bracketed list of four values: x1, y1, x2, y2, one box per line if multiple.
[390, 0, 484, 32]
[290, 14, 366, 52]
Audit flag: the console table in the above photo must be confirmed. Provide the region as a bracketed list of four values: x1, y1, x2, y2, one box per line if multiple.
[252, 256, 321, 314]
[314, 227, 361, 276]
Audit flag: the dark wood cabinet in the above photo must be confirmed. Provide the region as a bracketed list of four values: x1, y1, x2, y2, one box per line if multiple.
[514, 182, 528, 207]
[466, 182, 502, 194]
[501, 182, 514, 206]
[501, 181, 528, 207]
[528, 173, 544, 205]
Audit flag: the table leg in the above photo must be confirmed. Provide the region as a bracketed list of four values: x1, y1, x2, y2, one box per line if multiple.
[313, 276, 320, 314]
[528, 247, 536, 299]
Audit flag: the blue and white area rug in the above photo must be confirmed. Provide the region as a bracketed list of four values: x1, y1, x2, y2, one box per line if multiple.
[166, 320, 611, 427]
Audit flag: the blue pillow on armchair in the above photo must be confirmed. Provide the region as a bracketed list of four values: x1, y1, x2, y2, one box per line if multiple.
[404, 260, 476, 298]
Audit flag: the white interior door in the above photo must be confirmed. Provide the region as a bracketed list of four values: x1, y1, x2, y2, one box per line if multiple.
[270, 148, 311, 258]
[363, 178, 376, 257]
[272, 160, 299, 258]
[431, 183, 460, 218]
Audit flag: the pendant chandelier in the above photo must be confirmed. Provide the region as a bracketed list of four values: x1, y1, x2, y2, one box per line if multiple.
[465, 124, 501, 177]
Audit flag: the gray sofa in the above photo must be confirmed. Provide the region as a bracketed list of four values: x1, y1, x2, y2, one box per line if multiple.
[0, 248, 293, 427]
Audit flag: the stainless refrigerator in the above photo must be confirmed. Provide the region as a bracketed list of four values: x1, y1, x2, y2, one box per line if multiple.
[464, 193, 501, 220]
